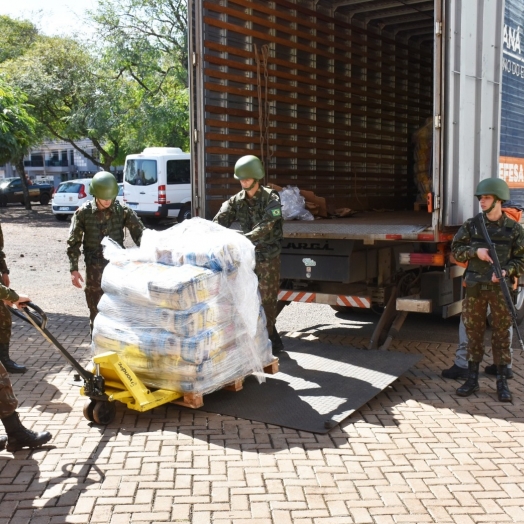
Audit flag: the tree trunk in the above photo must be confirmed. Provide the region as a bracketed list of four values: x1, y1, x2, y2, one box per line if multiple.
[14, 156, 32, 210]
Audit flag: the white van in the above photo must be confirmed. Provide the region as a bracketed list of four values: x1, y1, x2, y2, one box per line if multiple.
[123, 147, 191, 222]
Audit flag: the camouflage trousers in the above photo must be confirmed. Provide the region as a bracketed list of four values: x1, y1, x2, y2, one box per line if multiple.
[85, 262, 108, 332]
[463, 284, 512, 365]
[255, 256, 280, 337]
[0, 361, 18, 418]
[0, 301, 11, 345]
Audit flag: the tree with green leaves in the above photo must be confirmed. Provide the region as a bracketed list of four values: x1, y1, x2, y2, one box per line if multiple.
[2, 36, 134, 172]
[0, 16, 41, 208]
[0, 16, 39, 63]
[0, 77, 38, 209]
[90, 0, 190, 152]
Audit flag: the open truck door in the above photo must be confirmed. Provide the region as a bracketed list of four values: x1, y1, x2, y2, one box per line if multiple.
[440, 0, 504, 228]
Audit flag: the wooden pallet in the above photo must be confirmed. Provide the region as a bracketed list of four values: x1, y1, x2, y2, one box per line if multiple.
[172, 358, 280, 409]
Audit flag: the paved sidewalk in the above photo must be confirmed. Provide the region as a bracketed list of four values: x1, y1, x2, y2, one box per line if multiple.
[1, 314, 524, 523]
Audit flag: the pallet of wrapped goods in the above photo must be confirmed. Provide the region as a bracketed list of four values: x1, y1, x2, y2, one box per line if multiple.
[91, 218, 278, 410]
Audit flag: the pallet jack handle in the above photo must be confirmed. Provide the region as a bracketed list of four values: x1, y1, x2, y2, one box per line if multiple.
[9, 302, 95, 384]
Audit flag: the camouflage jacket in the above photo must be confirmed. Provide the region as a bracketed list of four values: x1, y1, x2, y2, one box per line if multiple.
[0, 284, 18, 303]
[451, 212, 524, 284]
[213, 186, 283, 261]
[67, 200, 145, 271]
[0, 223, 8, 275]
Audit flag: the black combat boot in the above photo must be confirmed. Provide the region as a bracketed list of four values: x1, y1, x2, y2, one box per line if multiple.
[0, 343, 27, 373]
[442, 364, 469, 379]
[485, 363, 513, 379]
[456, 361, 480, 397]
[269, 328, 284, 354]
[1, 412, 52, 452]
[496, 365, 513, 402]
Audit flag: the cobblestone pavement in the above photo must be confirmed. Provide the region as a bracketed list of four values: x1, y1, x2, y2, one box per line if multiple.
[2, 313, 524, 524]
[0, 207, 523, 523]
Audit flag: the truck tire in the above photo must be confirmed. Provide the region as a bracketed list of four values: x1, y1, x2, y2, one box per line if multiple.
[39, 194, 51, 205]
[177, 204, 191, 223]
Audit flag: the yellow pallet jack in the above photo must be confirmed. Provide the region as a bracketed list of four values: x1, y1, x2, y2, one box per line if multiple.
[11, 303, 278, 425]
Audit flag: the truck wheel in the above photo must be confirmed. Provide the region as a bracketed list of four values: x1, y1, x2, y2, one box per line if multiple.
[177, 204, 191, 223]
[39, 194, 50, 205]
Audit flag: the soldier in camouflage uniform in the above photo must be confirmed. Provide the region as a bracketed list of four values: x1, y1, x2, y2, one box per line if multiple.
[67, 172, 145, 332]
[0, 223, 27, 373]
[451, 178, 524, 402]
[0, 288, 52, 451]
[213, 155, 284, 354]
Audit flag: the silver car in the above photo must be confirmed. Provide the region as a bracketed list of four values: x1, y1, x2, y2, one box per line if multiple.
[51, 178, 94, 221]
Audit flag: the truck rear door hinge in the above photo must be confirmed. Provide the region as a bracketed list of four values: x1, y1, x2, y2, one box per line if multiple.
[435, 21, 442, 36]
[192, 52, 198, 66]
[434, 115, 441, 128]
[193, 129, 198, 143]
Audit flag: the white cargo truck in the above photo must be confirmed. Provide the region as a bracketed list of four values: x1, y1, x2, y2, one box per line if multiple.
[188, 0, 524, 347]
[123, 147, 192, 222]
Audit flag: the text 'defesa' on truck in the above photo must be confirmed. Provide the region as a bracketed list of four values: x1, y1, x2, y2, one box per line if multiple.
[188, 0, 524, 348]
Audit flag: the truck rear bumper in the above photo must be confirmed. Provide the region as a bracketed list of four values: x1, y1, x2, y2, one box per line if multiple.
[278, 290, 371, 308]
[129, 203, 183, 219]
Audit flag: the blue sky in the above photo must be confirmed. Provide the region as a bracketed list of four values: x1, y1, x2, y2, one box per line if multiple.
[2, 0, 97, 36]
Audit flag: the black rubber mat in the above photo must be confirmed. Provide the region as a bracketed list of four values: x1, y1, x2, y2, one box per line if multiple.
[192, 336, 422, 433]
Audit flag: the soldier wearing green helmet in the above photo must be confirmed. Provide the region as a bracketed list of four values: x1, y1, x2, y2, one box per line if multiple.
[451, 177, 524, 402]
[213, 155, 284, 354]
[67, 171, 145, 332]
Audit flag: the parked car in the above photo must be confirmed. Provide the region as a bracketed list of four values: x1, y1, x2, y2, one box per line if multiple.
[51, 178, 93, 221]
[0, 177, 53, 207]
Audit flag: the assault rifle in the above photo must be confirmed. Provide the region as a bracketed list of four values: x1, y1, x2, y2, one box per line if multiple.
[475, 213, 524, 351]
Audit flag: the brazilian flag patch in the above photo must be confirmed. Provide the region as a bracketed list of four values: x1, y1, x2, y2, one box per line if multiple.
[271, 208, 282, 217]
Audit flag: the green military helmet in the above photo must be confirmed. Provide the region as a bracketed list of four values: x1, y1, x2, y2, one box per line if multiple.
[474, 178, 510, 202]
[234, 155, 265, 180]
[89, 171, 119, 200]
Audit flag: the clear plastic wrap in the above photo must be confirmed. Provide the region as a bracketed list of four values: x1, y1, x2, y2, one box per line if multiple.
[92, 218, 273, 396]
[101, 261, 222, 310]
[97, 294, 234, 337]
[279, 186, 315, 221]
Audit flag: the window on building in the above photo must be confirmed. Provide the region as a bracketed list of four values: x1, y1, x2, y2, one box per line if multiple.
[30, 154, 44, 167]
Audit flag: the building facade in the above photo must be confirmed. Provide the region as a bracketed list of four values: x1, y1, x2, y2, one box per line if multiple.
[0, 139, 111, 188]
